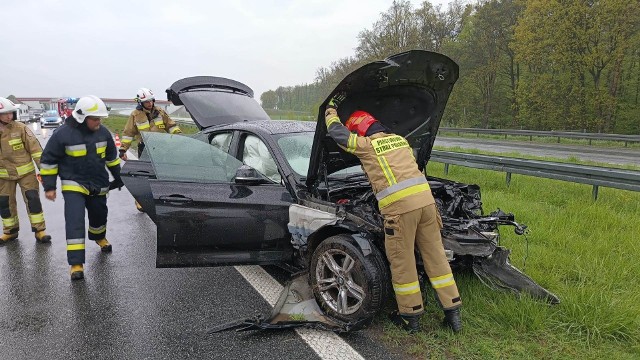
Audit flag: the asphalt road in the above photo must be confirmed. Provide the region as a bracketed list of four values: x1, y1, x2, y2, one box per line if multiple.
[434, 137, 640, 166]
[0, 124, 402, 360]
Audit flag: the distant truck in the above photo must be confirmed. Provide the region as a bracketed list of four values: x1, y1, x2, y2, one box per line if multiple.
[15, 104, 31, 123]
[57, 97, 79, 119]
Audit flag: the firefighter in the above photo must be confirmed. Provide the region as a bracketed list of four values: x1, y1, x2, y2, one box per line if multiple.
[0, 97, 51, 244]
[324, 94, 462, 333]
[41, 96, 123, 280]
[119, 87, 182, 159]
[119, 87, 181, 211]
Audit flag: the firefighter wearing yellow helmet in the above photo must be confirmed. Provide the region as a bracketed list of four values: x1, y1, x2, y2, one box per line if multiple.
[0, 97, 51, 244]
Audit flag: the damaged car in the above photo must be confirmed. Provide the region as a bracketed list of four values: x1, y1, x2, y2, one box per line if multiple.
[121, 50, 559, 332]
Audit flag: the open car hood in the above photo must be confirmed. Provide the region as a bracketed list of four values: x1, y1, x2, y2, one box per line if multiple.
[306, 50, 459, 188]
[166, 76, 270, 130]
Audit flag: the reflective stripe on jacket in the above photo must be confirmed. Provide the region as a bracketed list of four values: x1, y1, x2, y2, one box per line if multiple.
[0, 121, 43, 180]
[40, 117, 121, 193]
[120, 105, 182, 152]
[324, 107, 434, 216]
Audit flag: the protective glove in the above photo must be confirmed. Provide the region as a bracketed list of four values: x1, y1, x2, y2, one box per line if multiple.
[109, 178, 124, 191]
[327, 92, 347, 110]
[118, 149, 127, 160]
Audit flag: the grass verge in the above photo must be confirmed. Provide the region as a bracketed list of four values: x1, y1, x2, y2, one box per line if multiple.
[376, 160, 640, 359]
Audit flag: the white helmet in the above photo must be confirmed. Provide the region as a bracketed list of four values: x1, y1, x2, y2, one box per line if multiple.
[72, 95, 109, 123]
[136, 88, 155, 103]
[0, 97, 18, 117]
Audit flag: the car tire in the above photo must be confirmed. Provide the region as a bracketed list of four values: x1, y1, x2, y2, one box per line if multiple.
[309, 234, 389, 324]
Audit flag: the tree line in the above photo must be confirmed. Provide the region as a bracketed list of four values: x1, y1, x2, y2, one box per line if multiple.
[260, 0, 640, 134]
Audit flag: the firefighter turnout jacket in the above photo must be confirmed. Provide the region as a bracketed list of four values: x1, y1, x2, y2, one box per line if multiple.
[0, 121, 42, 180]
[120, 105, 181, 152]
[325, 108, 433, 216]
[325, 107, 461, 315]
[40, 118, 122, 195]
[0, 121, 46, 234]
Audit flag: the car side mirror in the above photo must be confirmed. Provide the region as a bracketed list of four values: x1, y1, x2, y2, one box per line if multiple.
[234, 165, 269, 185]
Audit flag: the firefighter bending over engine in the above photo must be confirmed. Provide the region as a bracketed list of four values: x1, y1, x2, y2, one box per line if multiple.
[0, 97, 51, 244]
[324, 94, 462, 333]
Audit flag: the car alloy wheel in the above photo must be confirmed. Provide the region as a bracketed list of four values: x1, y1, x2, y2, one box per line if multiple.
[315, 248, 365, 315]
[310, 234, 389, 323]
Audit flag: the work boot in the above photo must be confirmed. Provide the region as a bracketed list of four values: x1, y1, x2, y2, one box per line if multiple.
[96, 239, 112, 252]
[70, 264, 84, 280]
[443, 308, 463, 333]
[0, 232, 18, 243]
[389, 311, 420, 334]
[135, 200, 145, 213]
[35, 230, 51, 243]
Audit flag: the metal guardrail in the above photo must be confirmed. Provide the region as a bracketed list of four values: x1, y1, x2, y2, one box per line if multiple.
[439, 127, 640, 146]
[430, 150, 640, 200]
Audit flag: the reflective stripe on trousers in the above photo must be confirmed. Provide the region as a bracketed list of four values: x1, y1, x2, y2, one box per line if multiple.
[63, 192, 108, 265]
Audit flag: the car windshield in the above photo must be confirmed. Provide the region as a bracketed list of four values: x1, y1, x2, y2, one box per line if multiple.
[45, 111, 58, 116]
[276, 132, 364, 178]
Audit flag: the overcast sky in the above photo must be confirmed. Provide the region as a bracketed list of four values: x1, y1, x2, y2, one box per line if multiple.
[3, 0, 452, 101]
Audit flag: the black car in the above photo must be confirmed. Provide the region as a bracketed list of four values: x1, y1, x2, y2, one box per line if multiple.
[122, 51, 558, 328]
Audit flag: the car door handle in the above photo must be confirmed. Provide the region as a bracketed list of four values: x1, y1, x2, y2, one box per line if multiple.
[159, 195, 193, 204]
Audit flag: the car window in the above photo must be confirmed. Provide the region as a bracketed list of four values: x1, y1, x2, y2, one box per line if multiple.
[276, 133, 312, 176]
[211, 132, 233, 153]
[241, 135, 281, 183]
[141, 132, 243, 183]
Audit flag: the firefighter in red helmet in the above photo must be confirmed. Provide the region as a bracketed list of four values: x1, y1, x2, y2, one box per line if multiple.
[324, 94, 462, 333]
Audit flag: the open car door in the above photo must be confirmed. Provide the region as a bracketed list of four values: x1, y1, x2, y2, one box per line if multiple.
[122, 132, 293, 268]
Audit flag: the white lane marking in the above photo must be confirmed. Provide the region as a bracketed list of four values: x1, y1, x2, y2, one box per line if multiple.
[234, 266, 365, 360]
[126, 147, 364, 360]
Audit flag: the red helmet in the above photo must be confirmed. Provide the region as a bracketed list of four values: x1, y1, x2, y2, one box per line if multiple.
[346, 110, 377, 136]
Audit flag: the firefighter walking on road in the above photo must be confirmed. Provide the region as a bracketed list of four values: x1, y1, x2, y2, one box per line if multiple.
[119, 87, 181, 211]
[41, 96, 124, 280]
[0, 97, 51, 244]
[324, 94, 462, 333]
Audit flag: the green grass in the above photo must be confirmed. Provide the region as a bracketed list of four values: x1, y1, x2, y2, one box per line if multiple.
[438, 131, 640, 150]
[376, 161, 640, 359]
[102, 115, 199, 150]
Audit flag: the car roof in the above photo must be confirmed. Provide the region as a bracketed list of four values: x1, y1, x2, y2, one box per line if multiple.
[207, 120, 315, 135]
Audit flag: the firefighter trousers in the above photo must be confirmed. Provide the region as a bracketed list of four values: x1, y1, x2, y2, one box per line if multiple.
[383, 203, 461, 315]
[0, 174, 46, 235]
[62, 191, 108, 265]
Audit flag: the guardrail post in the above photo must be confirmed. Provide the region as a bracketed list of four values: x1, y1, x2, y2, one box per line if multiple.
[592, 185, 599, 201]
[506, 172, 512, 187]
[557, 137, 560, 143]
[444, 164, 450, 175]
[530, 135, 532, 141]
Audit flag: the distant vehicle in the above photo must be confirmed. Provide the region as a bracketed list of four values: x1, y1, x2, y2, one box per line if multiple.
[57, 97, 79, 119]
[15, 106, 31, 123]
[29, 110, 43, 122]
[40, 110, 63, 128]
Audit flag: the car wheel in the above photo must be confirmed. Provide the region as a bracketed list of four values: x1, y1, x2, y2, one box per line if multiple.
[309, 234, 389, 323]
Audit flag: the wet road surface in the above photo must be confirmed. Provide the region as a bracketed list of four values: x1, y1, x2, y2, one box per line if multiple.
[0, 125, 401, 360]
